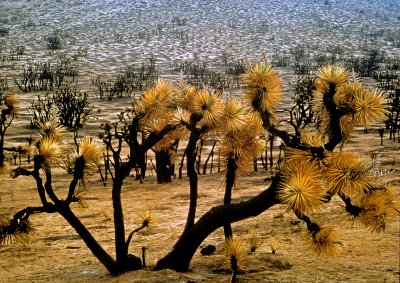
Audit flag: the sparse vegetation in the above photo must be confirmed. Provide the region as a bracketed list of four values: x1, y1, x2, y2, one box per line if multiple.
[0, 0, 399, 281]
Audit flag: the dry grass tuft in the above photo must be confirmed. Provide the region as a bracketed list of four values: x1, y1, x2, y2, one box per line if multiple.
[224, 237, 247, 264]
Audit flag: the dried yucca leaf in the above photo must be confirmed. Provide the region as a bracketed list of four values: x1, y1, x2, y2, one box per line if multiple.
[308, 226, 342, 256]
[324, 152, 372, 195]
[4, 94, 19, 114]
[242, 62, 282, 113]
[220, 99, 246, 133]
[39, 136, 61, 165]
[353, 89, 388, 126]
[138, 208, 157, 232]
[300, 129, 325, 147]
[241, 62, 282, 113]
[315, 64, 348, 93]
[277, 158, 326, 213]
[136, 79, 176, 123]
[192, 89, 224, 128]
[78, 137, 103, 166]
[224, 237, 247, 264]
[358, 186, 398, 232]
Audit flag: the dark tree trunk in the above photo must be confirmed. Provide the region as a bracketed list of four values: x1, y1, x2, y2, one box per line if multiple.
[0, 133, 4, 168]
[156, 181, 279, 272]
[223, 157, 236, 239]
[155, 148, 173, 183]
[57, 206, 120, 274]
[182, 131, 201, 234]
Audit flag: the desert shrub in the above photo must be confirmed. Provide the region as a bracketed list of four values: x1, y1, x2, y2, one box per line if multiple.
[46, 30, 63, 50]
[14, 56, 78, 92]
[0, 27, 9, 37]
[0, 92, 18, 170]
[53, 83, 93, 130]
[91, 57, 158, 100]
[287, 75, 316, 137]
[0, 77, 8, 95]
[347, 48, 387, 77]
[28, 93, 55, 128]
[385, 88, 400, 141]
[293, 60, 314, 75]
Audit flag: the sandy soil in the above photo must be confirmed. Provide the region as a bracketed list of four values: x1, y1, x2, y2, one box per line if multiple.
[1, 0, 400, 282]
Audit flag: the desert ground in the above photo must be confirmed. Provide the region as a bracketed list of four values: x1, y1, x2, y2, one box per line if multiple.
[0, 0, 399, 282]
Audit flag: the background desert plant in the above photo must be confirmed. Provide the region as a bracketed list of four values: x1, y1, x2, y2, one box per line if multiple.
[0, 92, 18, 171]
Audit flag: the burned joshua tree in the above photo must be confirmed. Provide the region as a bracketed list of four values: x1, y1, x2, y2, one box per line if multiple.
[2, 63, 398, 277]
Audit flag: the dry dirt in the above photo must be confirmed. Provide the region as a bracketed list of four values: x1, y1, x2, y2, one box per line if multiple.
[1, 0, 400, 282]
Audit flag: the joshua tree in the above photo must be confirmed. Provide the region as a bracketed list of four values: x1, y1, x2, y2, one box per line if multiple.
[156, 63, 396, 271]
[0, 93, 18, 172]
[2, 63, 398, 277]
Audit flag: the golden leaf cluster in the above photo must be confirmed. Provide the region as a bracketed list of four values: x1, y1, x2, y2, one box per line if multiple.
[323, 152, 372, 195]
[300, 129, 325, 147]
[357, 185, 398, 232]
[277, 158, 326, 213]
[77, 137, 103, 166]
[220, 103, 264, 178]
[241, 62, 282, 113]
[308, 226, 342, 256]
[3, 94, 19, 115]
[39, 136, 61, 165]
[135, 79, 177, 124]
[190, 89, 224, 128]
[138, 208, 157, 232]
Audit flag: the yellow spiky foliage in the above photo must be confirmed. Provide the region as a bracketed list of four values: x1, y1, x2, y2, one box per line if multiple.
[334, 81, 363, 107]
[308, 226, 342, 256]
[324, 152, 372, 195]
[221, 99, 247, 133]
[0, 163, 10, 175]
[277, 158, 326, 213]
[138, 208, 157, 232]
[148, 114, 187, 152]
[283, 146, 327, 164]
[4, 94, 19, 114]
[135, 79, 176, 124]
[77, 137, 103, 166]
[177, 85, 198, 114]
[241, 62, 282, 113]
[353, 89, 388, 126]
[357, 185, 398, 232]
[38, 136, 61, 166]
[224, 237, 247, 265]
[220, 111, 264, 179]
[37, 117, 64, 142]
[312, 65, 350, 137]
[300, 129, 325, 147]
[315, 64, 349, 93]
[190, 89, 224, 129]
